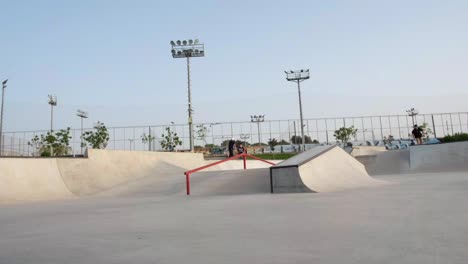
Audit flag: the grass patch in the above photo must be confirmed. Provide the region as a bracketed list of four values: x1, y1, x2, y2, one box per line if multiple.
[249, 153, 297, 160]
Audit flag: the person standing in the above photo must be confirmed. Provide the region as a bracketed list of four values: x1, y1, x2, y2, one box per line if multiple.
[228, 138, 236, 157]
[411, 124, 423, 145]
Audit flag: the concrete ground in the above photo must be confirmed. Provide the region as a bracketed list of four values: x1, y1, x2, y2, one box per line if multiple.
[2, 171, 468, 264]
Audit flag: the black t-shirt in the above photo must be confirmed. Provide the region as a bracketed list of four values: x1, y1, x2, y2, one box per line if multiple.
[412, 128, 423, 138]
[237, 146, 245, 154]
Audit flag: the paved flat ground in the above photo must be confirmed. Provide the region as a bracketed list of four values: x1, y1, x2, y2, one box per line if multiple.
[2, 171, 468, 264]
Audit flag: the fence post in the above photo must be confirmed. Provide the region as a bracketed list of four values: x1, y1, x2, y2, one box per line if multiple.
[431, 115, 437, 138]
[458, 113, 462, 133]
[379, 116, 384, 140]
[148, 126, 151, 151]
[450, 113, 454, 135]
[325, 119, 329, 144]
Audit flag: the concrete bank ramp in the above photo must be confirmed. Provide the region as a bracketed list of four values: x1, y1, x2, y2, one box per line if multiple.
[357, 150, 410, 175]
[350, 146, 386, 157]
[0, 150, 277, 203]
[0, 158, 74, 202]
[271, 145, 381, 193]
[0, 150, 207, 203]
[56, 149, 206, 196]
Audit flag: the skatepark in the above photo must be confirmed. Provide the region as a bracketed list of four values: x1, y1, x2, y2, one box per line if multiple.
[2, 141, 468, 263]
[2, 1, 468, 263]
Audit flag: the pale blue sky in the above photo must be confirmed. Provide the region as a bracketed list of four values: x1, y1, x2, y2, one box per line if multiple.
[1, 0, 467, 131]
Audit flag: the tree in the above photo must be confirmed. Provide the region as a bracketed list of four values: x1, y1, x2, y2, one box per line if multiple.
[220, 139, 230, 148]
[221, 139, 250, 149]
[420, 122, 433, 140]
[195, 124, 209, 145]
[82, 122, 110, 149]
[290, 135, 313, 144]
[194, 145, 204, 152]
[30, 128, 72, 156]
[278, 139, 290, 145]
[334, 126, 357, 144]
[160, 127, 182, 152]
[204, 143, 218, 149]
[268, 138, 279, 151]
[141, 133, 155, 151]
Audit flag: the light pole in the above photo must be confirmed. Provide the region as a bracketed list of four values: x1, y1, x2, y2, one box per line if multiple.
[0, 79, 8, 156]
[170, 39, 205, 152]
[76, 109, 89, 155]
[250, 115, 265, 145]
[209, 123, 220, 145]
[406, 108, 418, 126]
[240, 133, 250, 146]
[285, 69, 310, 152]
[48, 95, 57, 132]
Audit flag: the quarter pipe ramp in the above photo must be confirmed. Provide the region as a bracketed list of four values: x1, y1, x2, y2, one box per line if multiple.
[271, 145, 382, 193]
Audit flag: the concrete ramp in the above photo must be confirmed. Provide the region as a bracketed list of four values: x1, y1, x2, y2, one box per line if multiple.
[271, 145, 381, 193]
[0, 150, 276, 203]
[0, 150, 207, 203]
[0, 158, 74, 202]
[350, 146, 386, 157]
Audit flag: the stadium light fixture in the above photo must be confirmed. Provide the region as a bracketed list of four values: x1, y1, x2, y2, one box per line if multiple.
[48, 95, 57, 132]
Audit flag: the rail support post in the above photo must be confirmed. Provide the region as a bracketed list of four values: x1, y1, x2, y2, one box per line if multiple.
[185, 173, 190, 195]
[243, 154, 247, 170]
[183, 153, 275, 196]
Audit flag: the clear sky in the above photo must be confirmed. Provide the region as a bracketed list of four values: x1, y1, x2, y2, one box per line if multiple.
[1, 0, 467, 132]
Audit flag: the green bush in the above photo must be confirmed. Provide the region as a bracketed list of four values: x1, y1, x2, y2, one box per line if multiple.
[442, 133, 468, 143]
[29, 128, 72, 156]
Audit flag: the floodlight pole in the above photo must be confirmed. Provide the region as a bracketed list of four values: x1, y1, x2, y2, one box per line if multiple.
[187, 56, 193, 152]
[296, 80, 305, 152]
[50, 104, 54, 132]
[285, 70, 309, 152]
[250, 115, 265, 145]
[0, 79, 7, 156]
[77, 110, 89, 155]
[80, 117, 84, 153]
[406, 108, 418, 126]
[170, 39, 204, 152]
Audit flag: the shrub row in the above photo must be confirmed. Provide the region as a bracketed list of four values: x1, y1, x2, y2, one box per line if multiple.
[442, 133, 468, 143]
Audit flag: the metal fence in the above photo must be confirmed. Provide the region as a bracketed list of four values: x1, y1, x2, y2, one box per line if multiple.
[1, 112, 468, 156]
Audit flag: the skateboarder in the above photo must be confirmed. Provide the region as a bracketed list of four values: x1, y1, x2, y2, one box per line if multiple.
[236, 143, 245, 155]
[411, 124, 423, 145]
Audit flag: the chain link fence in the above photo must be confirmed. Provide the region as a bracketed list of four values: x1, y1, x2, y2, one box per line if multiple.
[1, 112, 467, 156]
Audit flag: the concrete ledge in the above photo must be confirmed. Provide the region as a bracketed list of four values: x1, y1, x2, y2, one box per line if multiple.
[409, 141, 468, 171]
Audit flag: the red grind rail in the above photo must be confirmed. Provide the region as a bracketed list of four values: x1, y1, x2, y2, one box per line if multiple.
[184, 153, 276, 195]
